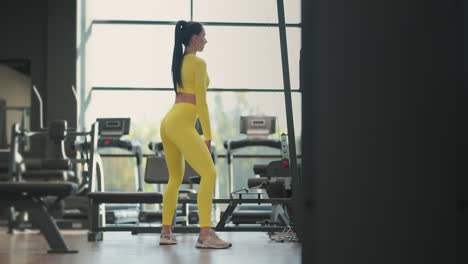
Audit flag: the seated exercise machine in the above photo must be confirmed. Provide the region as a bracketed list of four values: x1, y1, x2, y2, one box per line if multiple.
[4, 120, 92, 231]
[1, 86, 93, 231]
[0, 121, 99, 253]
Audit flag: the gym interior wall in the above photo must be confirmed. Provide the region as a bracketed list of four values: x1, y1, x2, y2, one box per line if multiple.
[0, 0, 77, 132]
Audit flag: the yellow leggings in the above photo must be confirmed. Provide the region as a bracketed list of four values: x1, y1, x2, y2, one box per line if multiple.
[160, 103, 216, 227]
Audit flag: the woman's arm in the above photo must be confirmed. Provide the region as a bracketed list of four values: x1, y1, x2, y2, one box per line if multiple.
[194, 59, 212, 141]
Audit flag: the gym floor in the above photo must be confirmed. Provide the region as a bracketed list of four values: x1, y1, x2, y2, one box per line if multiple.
[0, 228, 301, 264]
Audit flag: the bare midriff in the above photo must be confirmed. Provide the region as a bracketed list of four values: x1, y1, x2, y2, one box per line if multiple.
[175, 92, 196, 105]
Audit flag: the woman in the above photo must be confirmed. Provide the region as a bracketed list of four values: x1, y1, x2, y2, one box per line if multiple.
[158, 20, 232, 249]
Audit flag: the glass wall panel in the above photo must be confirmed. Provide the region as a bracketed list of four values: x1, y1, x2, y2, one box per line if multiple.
[194, 0, 301, 23]
[92, 0, 190, 21]
[92, 25, 300, 90]
[91, 24, 174, 87]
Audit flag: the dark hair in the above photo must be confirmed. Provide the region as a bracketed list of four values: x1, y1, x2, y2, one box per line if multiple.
[172, 20, 204, 94]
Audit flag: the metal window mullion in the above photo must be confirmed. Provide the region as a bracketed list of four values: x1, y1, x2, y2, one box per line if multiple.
[91, 87, 301, 93]
[92, 20, 301, 28]
[190, 0, 193, 21]
[277, 0, 299, 188]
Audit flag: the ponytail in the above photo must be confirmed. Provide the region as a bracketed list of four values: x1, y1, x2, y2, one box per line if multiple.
[171, 20, 204, 94]
[172, 20, 187, 94]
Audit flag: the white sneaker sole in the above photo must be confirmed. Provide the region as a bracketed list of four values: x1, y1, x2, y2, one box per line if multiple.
[159, 237, 177, 245]
[195, 241, 232, 249]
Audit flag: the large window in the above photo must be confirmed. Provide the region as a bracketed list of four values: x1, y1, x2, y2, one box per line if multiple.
[82, 0, 302, 197]
[92, 0, 191, 21]
[91, 25, 300, 89]
[194, 0, 301, 23]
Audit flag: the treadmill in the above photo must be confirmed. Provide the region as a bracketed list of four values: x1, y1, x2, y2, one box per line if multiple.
[222, 116, 281, 225]
[83, 118, 143, 224]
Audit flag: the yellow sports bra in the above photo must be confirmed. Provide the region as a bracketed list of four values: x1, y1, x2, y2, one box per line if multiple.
[176, 54, 212, 140]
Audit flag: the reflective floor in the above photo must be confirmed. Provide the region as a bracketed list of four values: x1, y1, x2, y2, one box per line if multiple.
[0, 228, 301, 264]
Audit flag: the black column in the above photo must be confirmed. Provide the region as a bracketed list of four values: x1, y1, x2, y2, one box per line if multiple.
[0, 0, 48, 130]
[0, 0, 77, 130]
[46, 0, 77, 128]
[457, 0, 468, 263]
[301, 1, 460, 263]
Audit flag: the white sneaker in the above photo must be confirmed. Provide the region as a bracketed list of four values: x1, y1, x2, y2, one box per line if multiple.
[195, 229, 232, 249]
[159, 233, 177, 245]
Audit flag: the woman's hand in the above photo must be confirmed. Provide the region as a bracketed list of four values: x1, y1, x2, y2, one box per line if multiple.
[205, 140, 211, 153]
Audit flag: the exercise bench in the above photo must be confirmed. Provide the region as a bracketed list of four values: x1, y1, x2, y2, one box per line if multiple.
[0, 182, 79, 253]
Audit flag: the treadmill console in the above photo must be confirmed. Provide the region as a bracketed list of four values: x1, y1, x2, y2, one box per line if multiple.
[97, 118, 130, 137]
[240, 116, 276, 139]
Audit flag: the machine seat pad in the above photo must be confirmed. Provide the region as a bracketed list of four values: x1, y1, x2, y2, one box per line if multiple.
[88, 192, 163, 203]
[0, 182, 78, 198]
[22, 170, 74, 181]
